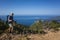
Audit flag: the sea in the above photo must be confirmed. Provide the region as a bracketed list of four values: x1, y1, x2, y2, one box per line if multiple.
[0, 15, 60, 26]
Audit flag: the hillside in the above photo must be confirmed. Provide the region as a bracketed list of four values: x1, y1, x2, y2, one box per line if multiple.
[0, 19, 29, 34]
[0, 18, 60, 40]
[0, 30, 60, 40]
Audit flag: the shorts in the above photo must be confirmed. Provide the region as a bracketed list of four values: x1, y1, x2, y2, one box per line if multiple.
[9, 23, 13, 27]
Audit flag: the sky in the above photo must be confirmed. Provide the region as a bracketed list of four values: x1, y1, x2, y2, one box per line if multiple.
[0, 0, 60, 16]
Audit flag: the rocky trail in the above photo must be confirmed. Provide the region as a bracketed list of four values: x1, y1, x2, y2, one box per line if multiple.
[0, 31, 60, 40]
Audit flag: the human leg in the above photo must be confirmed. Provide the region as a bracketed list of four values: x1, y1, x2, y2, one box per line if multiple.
[9, 23, 13, 33]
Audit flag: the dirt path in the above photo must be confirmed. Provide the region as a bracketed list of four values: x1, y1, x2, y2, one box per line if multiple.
[0, 31, 60, 40]
[28, 31, 60, 40]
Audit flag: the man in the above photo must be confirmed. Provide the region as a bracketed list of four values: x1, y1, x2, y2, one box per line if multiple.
[8, 13, 14, 33]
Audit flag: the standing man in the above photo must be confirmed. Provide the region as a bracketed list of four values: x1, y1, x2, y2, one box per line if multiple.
[8, 13, 14, 33]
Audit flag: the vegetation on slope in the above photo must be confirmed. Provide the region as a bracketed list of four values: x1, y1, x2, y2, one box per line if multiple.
[0, 17, 60, 34]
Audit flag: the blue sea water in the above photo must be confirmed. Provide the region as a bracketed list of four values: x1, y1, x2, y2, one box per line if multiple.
[0, 15, 60, 26]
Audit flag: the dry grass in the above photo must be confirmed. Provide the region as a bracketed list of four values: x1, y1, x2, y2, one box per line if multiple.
[27, 31, 60, 40]
[0, 31, 60, 40]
